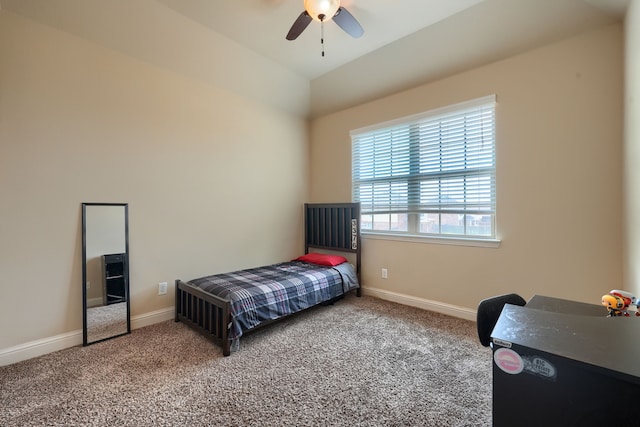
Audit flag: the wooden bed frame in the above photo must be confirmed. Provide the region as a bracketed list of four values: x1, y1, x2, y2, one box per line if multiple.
[174, 202, 361, 356]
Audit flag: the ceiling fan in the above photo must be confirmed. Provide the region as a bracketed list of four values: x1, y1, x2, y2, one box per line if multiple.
[286, 0, 364, 43]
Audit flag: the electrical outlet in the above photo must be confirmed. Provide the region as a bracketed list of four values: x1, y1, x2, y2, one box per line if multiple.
[381, 268, 388, 279]
[158, 282, 168, 295]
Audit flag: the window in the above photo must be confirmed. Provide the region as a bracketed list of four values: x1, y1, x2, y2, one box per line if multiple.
[351, 95, 496, 240]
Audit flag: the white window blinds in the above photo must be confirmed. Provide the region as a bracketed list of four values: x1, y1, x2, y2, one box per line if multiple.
[351, 95, 496, 238]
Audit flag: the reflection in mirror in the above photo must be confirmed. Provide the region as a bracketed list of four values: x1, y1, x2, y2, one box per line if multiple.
[82, 203, 130, 345]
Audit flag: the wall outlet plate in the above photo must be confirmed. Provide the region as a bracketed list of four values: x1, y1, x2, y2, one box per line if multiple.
[158, 282, 168, 295]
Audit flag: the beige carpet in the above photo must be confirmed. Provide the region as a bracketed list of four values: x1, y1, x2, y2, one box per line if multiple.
[86, 302, 128, 343]
[0, 295, 492, 426]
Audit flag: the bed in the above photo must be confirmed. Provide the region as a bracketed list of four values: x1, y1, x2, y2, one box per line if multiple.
[174, 203, 361, 356]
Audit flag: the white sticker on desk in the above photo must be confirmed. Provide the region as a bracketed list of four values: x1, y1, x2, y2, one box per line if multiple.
[494, 348, 524, 375]
[523, 356, 557, 381]
[492, 338, 512, 349]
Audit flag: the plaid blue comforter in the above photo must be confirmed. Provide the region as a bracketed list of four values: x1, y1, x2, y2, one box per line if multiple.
[188, 261, 359, 341]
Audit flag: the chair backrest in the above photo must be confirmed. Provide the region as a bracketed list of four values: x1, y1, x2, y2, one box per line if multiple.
[476, 293, 526, 347]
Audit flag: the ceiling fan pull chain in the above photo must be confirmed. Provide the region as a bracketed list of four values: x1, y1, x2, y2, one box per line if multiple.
[321, 18, 325, 57]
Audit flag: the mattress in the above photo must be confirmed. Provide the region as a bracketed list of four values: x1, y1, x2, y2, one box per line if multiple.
[188, 261, 359, 341]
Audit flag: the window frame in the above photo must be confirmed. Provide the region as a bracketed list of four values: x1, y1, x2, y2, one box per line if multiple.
[351, 95, 499, 246]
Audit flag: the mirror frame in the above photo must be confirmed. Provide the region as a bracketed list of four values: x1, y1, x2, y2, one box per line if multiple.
[82, 202, 131, 345]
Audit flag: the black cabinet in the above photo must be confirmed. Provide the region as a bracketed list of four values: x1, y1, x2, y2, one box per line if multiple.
[102, 253, 127, 305]
[491, 296, 640, 426]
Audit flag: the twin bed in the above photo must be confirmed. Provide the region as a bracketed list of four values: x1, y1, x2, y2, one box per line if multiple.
[174, 203, 361, 356]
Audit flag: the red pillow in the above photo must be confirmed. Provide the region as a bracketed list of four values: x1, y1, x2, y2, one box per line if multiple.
[294, 252, 348, 266]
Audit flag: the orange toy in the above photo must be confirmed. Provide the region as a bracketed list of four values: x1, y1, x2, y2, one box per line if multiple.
[602, 294, 625, 317]
[609, 289, 640, 316]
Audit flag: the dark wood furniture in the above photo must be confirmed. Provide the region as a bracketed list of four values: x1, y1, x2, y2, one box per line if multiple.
[525, 294, 604, 316]
[175, 203, 361, 356]
[491, 295, 640, 426]
[102, 253, 127, 305]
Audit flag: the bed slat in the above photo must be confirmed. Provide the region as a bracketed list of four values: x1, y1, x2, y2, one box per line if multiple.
[175, 279, 231, 356]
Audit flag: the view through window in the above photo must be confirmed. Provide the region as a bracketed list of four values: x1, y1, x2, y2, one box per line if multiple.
[351, 95, 496, 239]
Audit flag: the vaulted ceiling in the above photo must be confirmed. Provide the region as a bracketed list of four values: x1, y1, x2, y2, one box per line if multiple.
[0, 0, 627, 117]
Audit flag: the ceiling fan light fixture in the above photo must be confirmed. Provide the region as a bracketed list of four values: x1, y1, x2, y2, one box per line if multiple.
[286, 0, 362, 42]
[304, 0, 340, 22]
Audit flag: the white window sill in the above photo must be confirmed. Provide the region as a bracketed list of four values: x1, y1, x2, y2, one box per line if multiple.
[362, 232, 501, 248]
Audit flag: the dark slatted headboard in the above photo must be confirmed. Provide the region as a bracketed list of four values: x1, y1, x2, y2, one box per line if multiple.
[304, 203, 361, 280]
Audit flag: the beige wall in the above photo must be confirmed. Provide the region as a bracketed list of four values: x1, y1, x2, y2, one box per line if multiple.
[0, 11, 309, 349]
[625, 1, 640, 298]
[310, 24, 623, 311]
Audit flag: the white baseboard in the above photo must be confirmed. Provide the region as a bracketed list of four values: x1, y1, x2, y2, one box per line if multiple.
[87, 297, 104, 308]
[0, 330, 84, 368]
[131, 307, 174, 329]
[0, 307, 175, 367]
[1, 294, 471, 367]
[362, 286, 477, 321]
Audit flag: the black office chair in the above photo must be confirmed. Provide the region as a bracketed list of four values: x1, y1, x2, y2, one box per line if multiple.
[476, 293, 526, 347]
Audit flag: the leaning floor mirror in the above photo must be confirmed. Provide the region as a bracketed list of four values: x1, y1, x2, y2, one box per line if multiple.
[82, 203, 131, 345]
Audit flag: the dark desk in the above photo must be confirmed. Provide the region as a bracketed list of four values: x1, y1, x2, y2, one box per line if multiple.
[491, 295, 640, 427]
[526, 294, 605, 316]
